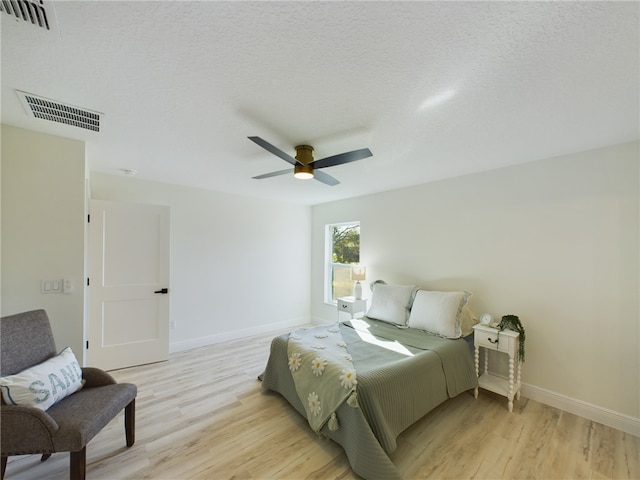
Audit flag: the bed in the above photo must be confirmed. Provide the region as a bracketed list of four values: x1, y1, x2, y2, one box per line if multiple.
[260, 311, 478, 480]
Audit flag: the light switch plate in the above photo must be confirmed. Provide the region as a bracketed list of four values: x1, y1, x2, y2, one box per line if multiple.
[41, 279, 64, 293]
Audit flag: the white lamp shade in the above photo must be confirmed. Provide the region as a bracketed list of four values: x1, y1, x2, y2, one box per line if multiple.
[351, 266, 366, 281]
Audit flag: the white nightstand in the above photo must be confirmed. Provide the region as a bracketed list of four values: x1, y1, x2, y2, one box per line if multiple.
[473, 324, 522, 412]
[337, 296, 367, 320]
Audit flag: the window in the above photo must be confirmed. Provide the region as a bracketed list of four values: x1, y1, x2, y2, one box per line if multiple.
[325, 222, 360, 303]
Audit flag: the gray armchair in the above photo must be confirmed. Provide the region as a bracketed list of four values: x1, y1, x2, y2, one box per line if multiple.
[1, 310, 137, 480]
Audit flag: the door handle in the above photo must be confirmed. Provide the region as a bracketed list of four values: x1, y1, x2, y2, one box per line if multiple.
[154, 288, 169, 294]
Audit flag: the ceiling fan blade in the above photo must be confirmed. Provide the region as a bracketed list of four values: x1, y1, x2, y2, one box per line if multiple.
[252, 168, 293, 180]
[313, 170, 340, 186]
[311, 148, 372, 169]
[248, 136, 299, 166]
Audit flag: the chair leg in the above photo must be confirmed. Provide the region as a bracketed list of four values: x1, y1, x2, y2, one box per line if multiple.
[70, 447, 86, 480]
[1, 456, 7, 480]
[125, 399, 135, 447]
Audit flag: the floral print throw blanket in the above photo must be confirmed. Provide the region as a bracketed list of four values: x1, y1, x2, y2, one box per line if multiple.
[287, 323, 358, 433]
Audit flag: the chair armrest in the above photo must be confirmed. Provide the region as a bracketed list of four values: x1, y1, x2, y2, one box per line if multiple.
[1, 404, 59, 454]
[82, 367, 117, 387]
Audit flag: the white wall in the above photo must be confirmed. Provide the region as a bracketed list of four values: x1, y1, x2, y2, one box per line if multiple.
[1, 125, 87, 361]
[90, 173, 312, 351]
[3, 124, 637, 434]
[311, 141, 639, 433]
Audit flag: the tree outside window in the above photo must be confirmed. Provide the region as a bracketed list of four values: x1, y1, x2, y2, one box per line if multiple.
[327, 223, 360, 302]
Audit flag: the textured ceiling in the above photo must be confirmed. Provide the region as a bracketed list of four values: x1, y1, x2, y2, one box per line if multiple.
[1, 1, 638, 205]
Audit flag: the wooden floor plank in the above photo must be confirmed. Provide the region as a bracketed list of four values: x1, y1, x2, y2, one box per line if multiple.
[4, 329, 638, 480]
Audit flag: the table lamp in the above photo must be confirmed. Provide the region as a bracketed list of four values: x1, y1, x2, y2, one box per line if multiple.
[351, 266, 366, 300]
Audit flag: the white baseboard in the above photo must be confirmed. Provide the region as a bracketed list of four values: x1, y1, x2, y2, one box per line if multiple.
[521, 383, 640, 437]
[311, 315, 333, 325]
[169, 317, 309, 353]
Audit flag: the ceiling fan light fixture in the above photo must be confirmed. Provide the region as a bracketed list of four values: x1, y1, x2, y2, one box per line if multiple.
[248, 136, 371, 187]
[294, 163, 314, 180]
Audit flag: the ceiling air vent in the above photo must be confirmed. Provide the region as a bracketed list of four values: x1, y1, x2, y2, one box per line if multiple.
[16, 90, 102, 132]
[0, 0, 52, 30]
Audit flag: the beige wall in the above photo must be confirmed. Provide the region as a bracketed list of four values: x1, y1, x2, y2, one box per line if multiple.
[311, 141, 639, 429]
[1, 125, 87, 361]
[90, 173, 312, 351]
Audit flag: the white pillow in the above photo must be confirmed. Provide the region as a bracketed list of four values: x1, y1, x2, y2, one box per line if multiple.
[408, 290, 472, 338]
[460, 306, 478, 337]
[366, 281, 418, 325]
[0, 347, 84, 411]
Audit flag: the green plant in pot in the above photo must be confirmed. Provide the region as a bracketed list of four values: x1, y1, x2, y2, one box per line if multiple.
[497, 314, 526, 362]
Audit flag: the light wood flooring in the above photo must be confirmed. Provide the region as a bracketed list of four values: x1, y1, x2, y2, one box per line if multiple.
[5, 328, 639, 480]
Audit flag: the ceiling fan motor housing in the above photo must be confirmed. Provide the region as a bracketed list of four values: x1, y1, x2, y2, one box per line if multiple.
[294, 145, 314, 179]
[295, 145, 314, 165]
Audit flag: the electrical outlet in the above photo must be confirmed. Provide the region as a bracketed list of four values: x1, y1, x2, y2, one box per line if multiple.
[63, 279, 74, 293]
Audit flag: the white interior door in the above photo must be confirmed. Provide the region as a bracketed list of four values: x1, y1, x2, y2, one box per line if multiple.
[89, 200, 170, 370]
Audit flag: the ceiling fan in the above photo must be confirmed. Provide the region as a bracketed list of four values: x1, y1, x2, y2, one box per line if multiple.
[248, 136, 373, 186]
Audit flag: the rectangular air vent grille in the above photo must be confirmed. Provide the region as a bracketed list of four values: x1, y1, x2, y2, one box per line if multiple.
[17, 91, 102, 132]
[0, 0, 50, 30]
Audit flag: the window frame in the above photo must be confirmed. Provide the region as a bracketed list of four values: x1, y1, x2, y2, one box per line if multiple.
[324, 221, 361, 305]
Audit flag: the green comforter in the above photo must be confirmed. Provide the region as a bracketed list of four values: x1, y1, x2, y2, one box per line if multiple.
[260, 317, 478, 480]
